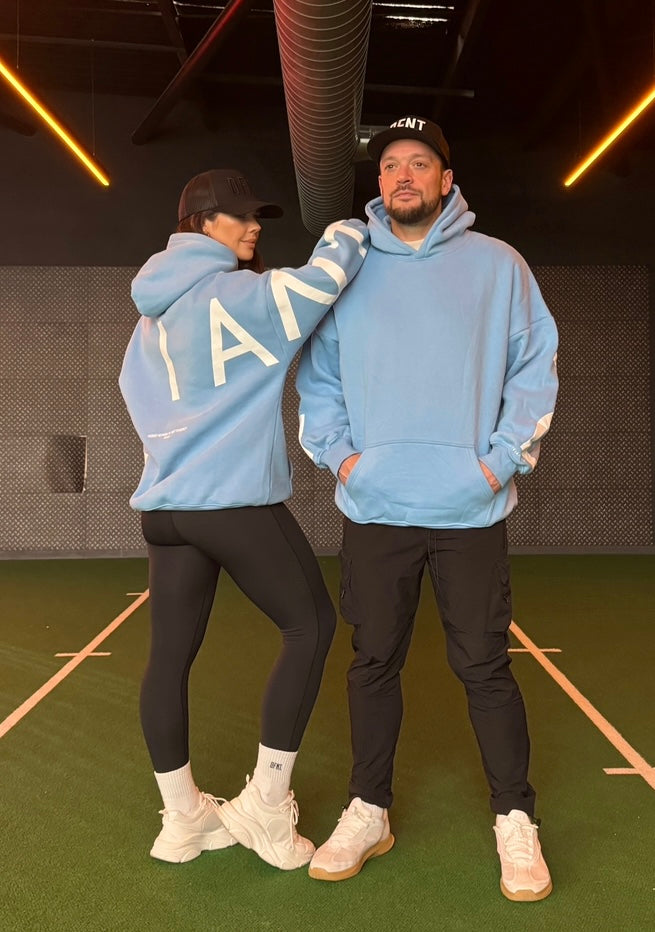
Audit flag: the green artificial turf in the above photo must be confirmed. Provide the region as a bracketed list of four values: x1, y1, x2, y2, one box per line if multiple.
[1, 556, 654, 931]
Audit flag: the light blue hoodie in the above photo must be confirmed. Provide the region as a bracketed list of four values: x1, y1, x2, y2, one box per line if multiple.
[296, 186, 558, 528]
[119, 219, 368, 511]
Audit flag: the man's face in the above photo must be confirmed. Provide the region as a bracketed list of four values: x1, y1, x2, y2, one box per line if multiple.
[378, 138, 453, 228]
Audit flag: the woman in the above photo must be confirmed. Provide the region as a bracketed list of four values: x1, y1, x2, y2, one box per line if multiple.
[119, 168, 368, 870]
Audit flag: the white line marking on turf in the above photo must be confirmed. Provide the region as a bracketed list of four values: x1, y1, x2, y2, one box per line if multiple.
[55, 652, 111, 658]
[510, 619, 655, 792]
[604, 768, 655, 776]
[0, 590, 149, 740]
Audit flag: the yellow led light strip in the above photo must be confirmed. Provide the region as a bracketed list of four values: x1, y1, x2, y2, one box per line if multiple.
[0, 54, 109, 187]
[564, 85, 655, 187]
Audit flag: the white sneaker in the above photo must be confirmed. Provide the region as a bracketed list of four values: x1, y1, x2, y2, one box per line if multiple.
[308, 797, 395, 881]
[217, 776, 314, 870]
[493, 809, 553, 901]
[150, 792, 238, 863]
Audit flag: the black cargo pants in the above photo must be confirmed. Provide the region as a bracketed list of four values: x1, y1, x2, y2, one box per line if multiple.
[340, 518, 535, 816]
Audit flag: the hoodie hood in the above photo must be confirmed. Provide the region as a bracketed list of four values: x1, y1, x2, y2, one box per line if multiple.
[365, 183, 476, 256]
[120, 217, 371, 512]
[131, 233, 238, 317]
[297, 187, 558, 531]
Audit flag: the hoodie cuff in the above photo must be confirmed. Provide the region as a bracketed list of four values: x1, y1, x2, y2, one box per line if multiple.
[479, 446, 517, 488]
[322, 439, 360, 478]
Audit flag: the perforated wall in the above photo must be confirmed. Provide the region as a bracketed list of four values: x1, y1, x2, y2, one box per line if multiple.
[0, 264, 651, 555]
[0, 266, 143, 555]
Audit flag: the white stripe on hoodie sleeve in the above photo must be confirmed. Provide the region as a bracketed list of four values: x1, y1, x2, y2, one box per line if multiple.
[479, 271, 559, 485]
[263, 218, 369, 360]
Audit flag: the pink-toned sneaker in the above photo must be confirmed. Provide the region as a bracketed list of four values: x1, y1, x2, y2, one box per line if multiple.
[493, 810, 553, 901]
[308, 797, 395, 881]
[150, 792, 238, 863]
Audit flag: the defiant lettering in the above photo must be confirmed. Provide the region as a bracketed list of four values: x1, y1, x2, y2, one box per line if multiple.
[156, 232, 362, 400]
[269, 269, 338, 340]
[157, 320, 180, 402]
[210, 297, 279, 386]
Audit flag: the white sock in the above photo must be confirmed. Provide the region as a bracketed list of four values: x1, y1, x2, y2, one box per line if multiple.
[251, 743, 297, 806]
[154, 761, 201, 814]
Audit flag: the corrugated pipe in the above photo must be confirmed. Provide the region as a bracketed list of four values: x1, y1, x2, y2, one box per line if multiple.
[273, 0, 372, 235]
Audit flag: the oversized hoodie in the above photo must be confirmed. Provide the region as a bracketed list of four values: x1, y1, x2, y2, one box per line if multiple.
[296, 186, 558, 528]
[119, 219, 368, 511]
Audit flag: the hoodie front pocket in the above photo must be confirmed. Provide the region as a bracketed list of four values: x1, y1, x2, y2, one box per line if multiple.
[344, 442, 495, 524]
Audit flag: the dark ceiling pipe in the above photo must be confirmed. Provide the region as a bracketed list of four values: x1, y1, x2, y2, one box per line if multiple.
[272, 0, 372, 236]
[132, 0, 254, 145]
[0, 33, 175, 53]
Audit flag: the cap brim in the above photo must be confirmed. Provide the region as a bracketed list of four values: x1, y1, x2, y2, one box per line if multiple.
[248, 200, 284, 219]
[367, 127, 449, 167]
[178, 198, 284, 223]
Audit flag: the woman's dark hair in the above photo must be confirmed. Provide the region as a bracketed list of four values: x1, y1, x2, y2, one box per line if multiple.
[177, 209, 265, 273]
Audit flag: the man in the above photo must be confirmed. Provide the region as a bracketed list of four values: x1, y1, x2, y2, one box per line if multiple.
[296, 116, 558, 901]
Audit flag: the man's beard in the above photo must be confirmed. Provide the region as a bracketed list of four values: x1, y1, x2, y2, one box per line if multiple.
[386, 192, 442, 226]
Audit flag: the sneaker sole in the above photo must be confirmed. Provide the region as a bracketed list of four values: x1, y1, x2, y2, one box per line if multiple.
[218, 801, 314, 870]
[150, 831, 237, 864]
[500, 878, 553, 902]
[308, 832, 395, 881]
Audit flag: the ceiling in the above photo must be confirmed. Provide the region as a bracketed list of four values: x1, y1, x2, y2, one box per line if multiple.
[0, 0, 653, 160]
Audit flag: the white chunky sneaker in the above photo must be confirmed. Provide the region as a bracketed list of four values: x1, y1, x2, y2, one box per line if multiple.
[493, 809, 553, 901]
[308, 797, 395, 881]
[150, 792, 238, 863]
[217, 776, 314, 870]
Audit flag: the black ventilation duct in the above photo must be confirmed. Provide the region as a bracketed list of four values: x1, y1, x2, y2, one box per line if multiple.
[273, 0, 372, 235]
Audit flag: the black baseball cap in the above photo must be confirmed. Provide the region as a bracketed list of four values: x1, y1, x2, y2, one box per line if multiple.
[178, 169, 283, 222]
[367, 116, 450, 168]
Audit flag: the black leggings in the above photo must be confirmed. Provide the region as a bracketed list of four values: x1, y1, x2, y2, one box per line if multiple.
[140, 504, 336, 773]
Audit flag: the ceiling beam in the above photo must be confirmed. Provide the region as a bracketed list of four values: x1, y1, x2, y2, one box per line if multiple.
[132, 0, 255, 144]
[156, 0, 188, 65]
[0, 33, 175, 54]
[202, 72, 474, 97]
[431, 0, 489, 122]
[156, 0, 224, 134]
